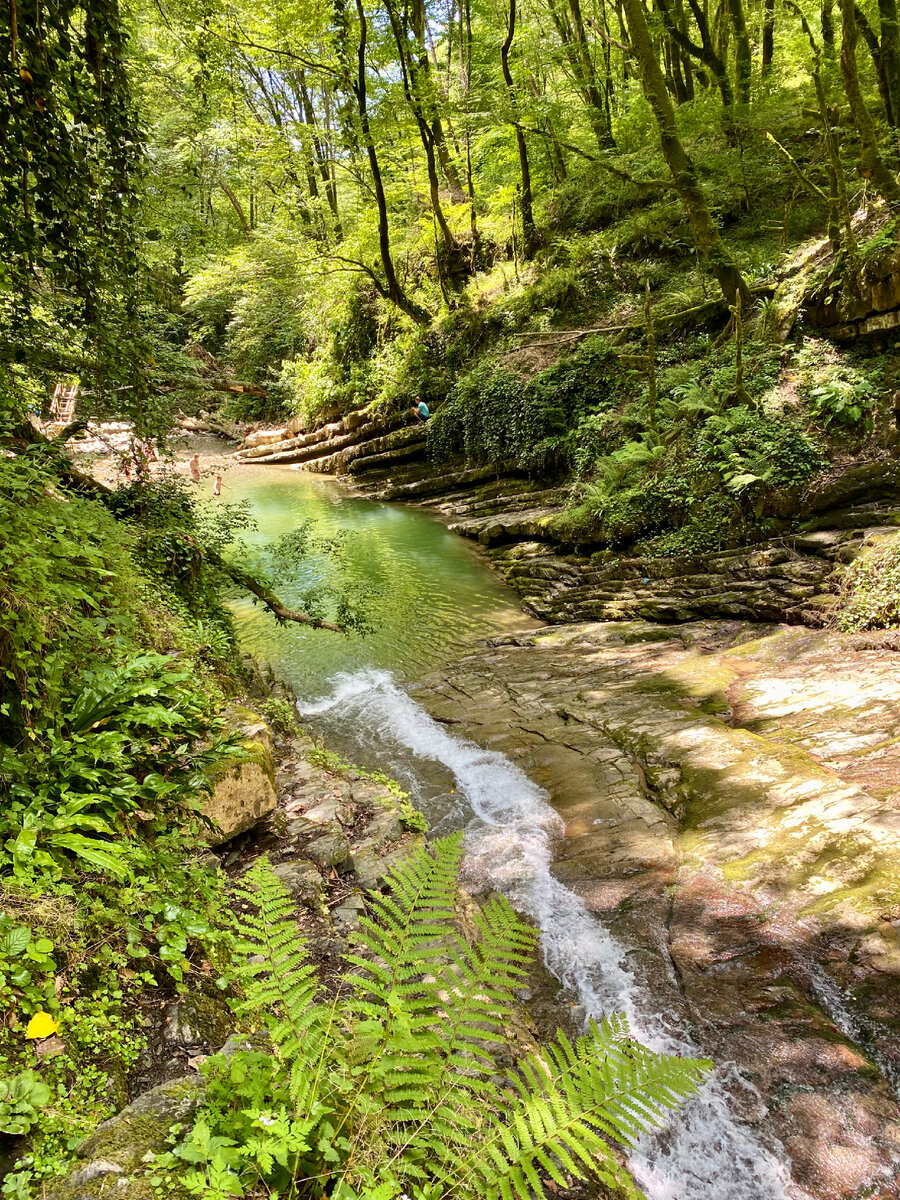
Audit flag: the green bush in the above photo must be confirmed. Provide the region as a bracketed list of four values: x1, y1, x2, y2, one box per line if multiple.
[429, 336, 618, 474]
[0, 654, 240, 883]
[836, 536, 900, 631]
[559, 407, 823, 549]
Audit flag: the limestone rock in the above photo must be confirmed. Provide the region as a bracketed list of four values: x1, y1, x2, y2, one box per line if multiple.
[353, 834, 426, 890]
[51, 1076, 204, 1198]
[358, 807, 404, 853]
[162, 994, 234, 1050]
[302, 797, 353, 826]
[202, 708, 277, 844]
[332, 890, 367, 929]
[305, 831, 352, 871]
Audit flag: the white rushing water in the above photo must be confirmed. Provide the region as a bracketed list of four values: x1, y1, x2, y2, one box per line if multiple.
[299, 670, 800, 1200]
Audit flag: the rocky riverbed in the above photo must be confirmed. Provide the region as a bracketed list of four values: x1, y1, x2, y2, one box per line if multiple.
[416, 619, 900, 1198]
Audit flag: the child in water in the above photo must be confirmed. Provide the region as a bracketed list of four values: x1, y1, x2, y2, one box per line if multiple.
[213, 474, 229, 497]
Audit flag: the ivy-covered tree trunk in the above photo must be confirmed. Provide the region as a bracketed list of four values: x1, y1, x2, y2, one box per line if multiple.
[620, 0, 750, 306]
[838, 0, 900, 205]
[726, 0, 752, 103]
[878, 0, 900, 134]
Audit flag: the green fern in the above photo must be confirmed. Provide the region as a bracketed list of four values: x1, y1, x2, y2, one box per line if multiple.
[156, 836, 711, 1200]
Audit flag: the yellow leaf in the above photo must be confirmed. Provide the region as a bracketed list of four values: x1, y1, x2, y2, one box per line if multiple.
[25, 1011, 59, 1040]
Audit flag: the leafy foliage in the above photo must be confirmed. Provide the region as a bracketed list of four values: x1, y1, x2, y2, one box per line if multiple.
[151, 838, 710, 1199]
[0, 654, 238, 883]
[835, 536, 900, 631]
[557, 405, 823, 551]
[429, 337, 617, 474]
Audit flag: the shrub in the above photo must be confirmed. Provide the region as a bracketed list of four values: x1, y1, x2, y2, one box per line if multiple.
[429, 336, 618, 474]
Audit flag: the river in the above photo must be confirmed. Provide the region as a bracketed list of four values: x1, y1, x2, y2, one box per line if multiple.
[223, 462, 805, 1200]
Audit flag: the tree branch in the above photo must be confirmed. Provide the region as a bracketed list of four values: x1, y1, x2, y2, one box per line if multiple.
[516, 124, 672, 187]
[206, 551, 344, 632]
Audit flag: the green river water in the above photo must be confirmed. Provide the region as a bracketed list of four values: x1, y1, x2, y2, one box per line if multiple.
[219, 461, 531, 700]
[216, 456, 802, 1200]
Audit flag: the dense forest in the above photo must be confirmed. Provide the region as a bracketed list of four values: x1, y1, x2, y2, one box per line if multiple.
[3, 0, 900, 1194]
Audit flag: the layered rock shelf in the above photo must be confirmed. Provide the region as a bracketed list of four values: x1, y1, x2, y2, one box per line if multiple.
[233, 411, 900, 629]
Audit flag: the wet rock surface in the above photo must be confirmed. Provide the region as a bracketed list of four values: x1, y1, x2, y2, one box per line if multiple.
[418, 619, 900, 1199]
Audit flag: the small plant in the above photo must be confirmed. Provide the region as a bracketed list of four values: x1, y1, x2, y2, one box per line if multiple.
[396, 797, 428, 833]
[808, 374, 878, 431]
[0, 1072, 51, 1136]
[149, 838, 711, 1200]
[258, 697, 300, 737]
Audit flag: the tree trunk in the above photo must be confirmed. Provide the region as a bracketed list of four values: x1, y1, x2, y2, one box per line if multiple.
[353, 0, 432, 324]
[761, 0, 775, 72]
[821, 0, 836, 49]
[384, 0, 461, 263]
[620, 0, 750, 305]
[838, 0, 900, 204]
[878, 0, 900, 132]
[725, 0, 752, 103]
[219, 182, 251, 236]
[501, 0, 538, 260]
[567, 0, 616, 145]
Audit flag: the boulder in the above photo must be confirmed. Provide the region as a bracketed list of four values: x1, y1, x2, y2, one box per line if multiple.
[272, 858, 324, 907]
[48, 1077, 204, 1198]
[162, 993, 234, 1050]
[202, 708, 277, 844]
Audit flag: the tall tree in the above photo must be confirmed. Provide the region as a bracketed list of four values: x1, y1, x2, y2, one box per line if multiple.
[350, 0, 432, 322]
[838, 0, 900, 205]
[500, 0, 538, 260]
[620, 0, 750, 305]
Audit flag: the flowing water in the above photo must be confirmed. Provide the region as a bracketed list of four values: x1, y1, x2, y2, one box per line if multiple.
[226, 463, 801, 1200]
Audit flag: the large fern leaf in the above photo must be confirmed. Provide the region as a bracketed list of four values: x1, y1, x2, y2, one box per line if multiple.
[229, 858, 335, 1110]
[437, 1013, 711, 1200]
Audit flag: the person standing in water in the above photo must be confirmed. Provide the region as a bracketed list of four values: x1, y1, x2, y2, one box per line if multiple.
[213, 474, 230, 498]
[188, 454, 201, 484]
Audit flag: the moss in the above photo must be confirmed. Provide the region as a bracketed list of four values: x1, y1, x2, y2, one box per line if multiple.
[75, 1078, 204, 1175]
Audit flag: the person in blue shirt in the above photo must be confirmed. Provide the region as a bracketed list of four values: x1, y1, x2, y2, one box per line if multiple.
[411, 397, 430, 423]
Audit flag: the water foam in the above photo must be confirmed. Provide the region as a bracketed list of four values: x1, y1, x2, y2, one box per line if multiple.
[299, 670, 800, 1200]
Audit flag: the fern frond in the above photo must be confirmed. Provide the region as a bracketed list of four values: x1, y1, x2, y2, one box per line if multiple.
[438, 1013, 711, 1200]
[229, 858, 335, 1109]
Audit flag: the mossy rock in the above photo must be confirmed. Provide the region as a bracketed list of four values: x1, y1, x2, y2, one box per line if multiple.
[202, 707, 277, 843]
[47, 1077, 204, 1199]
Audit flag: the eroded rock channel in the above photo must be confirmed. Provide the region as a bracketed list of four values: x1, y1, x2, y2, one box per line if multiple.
[411, 620, 900, 1199]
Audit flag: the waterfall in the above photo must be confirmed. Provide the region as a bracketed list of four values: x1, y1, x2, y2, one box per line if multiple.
[299, 669, 802, 1200]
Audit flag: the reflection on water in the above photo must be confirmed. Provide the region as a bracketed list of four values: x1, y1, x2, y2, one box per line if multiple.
[221, 464, 531, 697]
